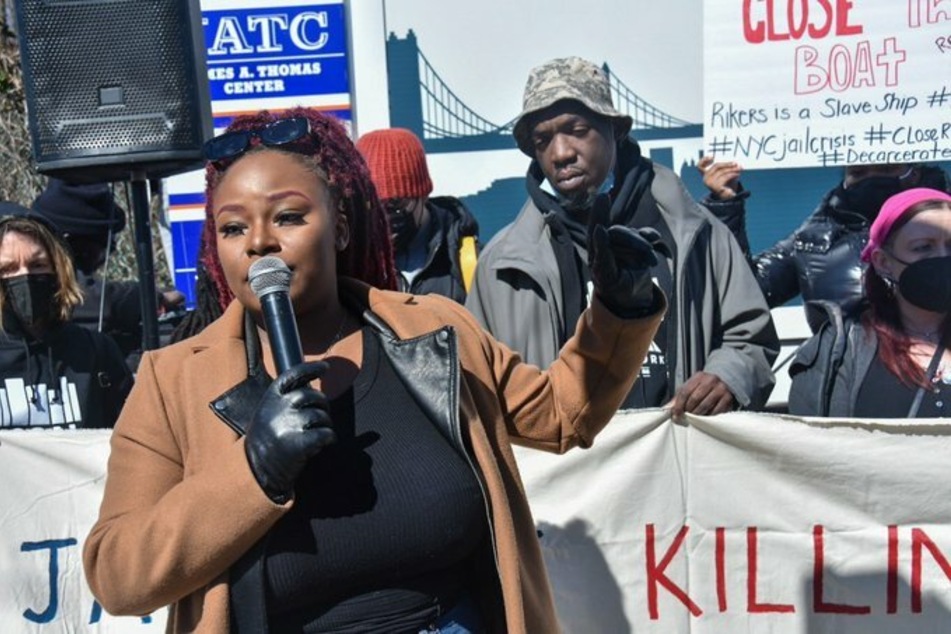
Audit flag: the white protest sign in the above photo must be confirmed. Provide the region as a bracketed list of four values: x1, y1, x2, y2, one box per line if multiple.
[0, 430, 166, 633]
[5, 413, 951, 633]
[515, 409, 951, 633]
[703, 0, 951, 169]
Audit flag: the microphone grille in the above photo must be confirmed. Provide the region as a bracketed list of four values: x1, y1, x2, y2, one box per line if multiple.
[248, 256, 292, 298]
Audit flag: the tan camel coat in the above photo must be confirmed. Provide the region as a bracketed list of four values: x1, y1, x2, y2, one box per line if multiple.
[84, 279, 663, 633]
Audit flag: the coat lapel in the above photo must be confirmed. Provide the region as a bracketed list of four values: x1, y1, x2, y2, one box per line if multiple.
[185, 303, 263, 437]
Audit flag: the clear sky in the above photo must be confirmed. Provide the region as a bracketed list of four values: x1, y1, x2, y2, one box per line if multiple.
[381, 0, 704, 125]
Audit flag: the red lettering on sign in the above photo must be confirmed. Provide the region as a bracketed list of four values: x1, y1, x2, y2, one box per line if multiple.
[812, 525, 871, 614]
[747, 527, 796, 613]
[911, 527, 951, 613]
[716, 527, 728, 612]
[908, 0, 951, 28]
[795, 38, 906, 94]
[888, 525, 899, 614]
[835, 0, 863, 36]
[742, 0, 862, 44]
[645, 524, 703, 619]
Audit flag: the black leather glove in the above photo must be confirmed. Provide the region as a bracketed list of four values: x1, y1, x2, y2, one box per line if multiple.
[244, 361, 337, 503]
[588, 195, 667, 317]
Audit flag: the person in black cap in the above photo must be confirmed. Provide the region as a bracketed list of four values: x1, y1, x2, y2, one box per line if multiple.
[31, 179, 184, 369]
[0, 201, 132, 428]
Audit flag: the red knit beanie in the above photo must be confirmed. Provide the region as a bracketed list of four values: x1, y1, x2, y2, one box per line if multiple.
[356, 128, 433, 200]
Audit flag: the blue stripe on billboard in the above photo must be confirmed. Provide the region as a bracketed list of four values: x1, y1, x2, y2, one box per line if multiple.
[169, 193, 206, 207]
[172, 220, 206, 309]
[202, 4, 349, 101]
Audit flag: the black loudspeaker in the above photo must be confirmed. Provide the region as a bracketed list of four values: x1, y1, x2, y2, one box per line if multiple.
[14, 0, 212, 183]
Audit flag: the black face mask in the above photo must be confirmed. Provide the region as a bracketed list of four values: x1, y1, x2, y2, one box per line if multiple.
[1, 273, 58, 332]
[839, 172, 912, 221]
[386, 200, 420, 252]
[896, 255, 951, 313]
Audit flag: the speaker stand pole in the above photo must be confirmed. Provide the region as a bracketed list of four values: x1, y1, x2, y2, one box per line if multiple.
[130, 170, 160, 350]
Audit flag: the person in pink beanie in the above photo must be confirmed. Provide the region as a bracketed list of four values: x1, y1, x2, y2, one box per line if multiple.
[789, 187, 951, 417]
[356, 128, 479, 304]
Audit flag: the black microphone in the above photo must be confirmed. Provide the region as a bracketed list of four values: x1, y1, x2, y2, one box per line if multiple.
[248, 256, 304, 374]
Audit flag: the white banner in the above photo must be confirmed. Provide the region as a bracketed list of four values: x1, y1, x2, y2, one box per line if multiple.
[5, 413, 951, 633]
[0, 430, 166, 633]
[516, 409, 951, 633]
[703, 0, 951, 169]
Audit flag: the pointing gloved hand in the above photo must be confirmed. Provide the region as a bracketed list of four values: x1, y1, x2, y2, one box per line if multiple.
[244, 361, 337, 503]
[588, 194, 668, 317]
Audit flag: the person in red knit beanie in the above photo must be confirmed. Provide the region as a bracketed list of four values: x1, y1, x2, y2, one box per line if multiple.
[357, 128, 479, 303]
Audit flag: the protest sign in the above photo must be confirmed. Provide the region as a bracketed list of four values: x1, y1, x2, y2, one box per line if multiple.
[5, 412, 951, 632]
[0, 430, 166, 632]
[704, 1, 951, 168]
[516, 410, 951, 632]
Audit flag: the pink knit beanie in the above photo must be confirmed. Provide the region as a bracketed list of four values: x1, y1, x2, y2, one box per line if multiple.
[861, 187, 951, 262]
[356, 128, 433, 200]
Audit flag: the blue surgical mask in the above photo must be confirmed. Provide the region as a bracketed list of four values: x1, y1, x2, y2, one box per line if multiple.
[544, 166, 617, 212]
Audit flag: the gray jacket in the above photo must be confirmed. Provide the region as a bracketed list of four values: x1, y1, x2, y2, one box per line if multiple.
[787, 302, 877, 417]
[466, 162, 778, 409]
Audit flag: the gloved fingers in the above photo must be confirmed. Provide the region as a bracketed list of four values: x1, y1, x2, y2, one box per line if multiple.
[635, 226, 663, 245]
[303, 419, 336, 442]
[275, 360, 329, 395]
[606, 226, 659, 268]
[637, 227, 672, 259]
[288, 387, 329, 412]
[588, 193, 611, 235]
[590, 223, 618, 281]
[298, 426, 337, 456]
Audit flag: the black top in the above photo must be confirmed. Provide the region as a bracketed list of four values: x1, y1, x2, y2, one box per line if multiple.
[855, 353, 951, 418]
[72, 272, 144, 370]
[265, 329, 487, 632]
[621, 258, 672, 408]
[0, 320, 132, 428]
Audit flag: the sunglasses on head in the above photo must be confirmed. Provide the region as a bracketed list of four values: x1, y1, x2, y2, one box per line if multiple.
[202, 117, 311, 163]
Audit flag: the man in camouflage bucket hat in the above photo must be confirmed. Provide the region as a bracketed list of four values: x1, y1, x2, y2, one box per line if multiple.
[512, 57, 632, 156]
[467, 56, 779, 417]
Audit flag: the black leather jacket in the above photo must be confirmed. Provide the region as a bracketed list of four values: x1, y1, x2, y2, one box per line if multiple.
[212, 306, 504, 634]
[706, 166, 951, 317]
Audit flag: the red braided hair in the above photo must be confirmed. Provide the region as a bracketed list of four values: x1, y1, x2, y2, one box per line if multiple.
[199, 107, 396, 312]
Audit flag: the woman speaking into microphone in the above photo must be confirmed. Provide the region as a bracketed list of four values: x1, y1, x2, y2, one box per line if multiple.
[83, 107, 666, 633]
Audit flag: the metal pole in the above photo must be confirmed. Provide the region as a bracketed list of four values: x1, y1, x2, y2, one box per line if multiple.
[129, 171, 160, 350]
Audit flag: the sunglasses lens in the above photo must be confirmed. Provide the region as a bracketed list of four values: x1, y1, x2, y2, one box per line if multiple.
[203, 118, 310, 164]
[203, 131, 251, 161]
[262, 117, 310, 145]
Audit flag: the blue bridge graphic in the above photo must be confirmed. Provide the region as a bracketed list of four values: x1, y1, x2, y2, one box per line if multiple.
[386, 31, 702, 154]
[170, 31, 950, 310]
[380, 30, 951, 267]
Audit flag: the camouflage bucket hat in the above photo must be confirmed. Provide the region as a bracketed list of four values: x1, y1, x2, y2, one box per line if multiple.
[512, 56, 633, 156]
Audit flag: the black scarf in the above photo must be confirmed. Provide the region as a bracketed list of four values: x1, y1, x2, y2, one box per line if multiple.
[526, 138, 656, 340]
